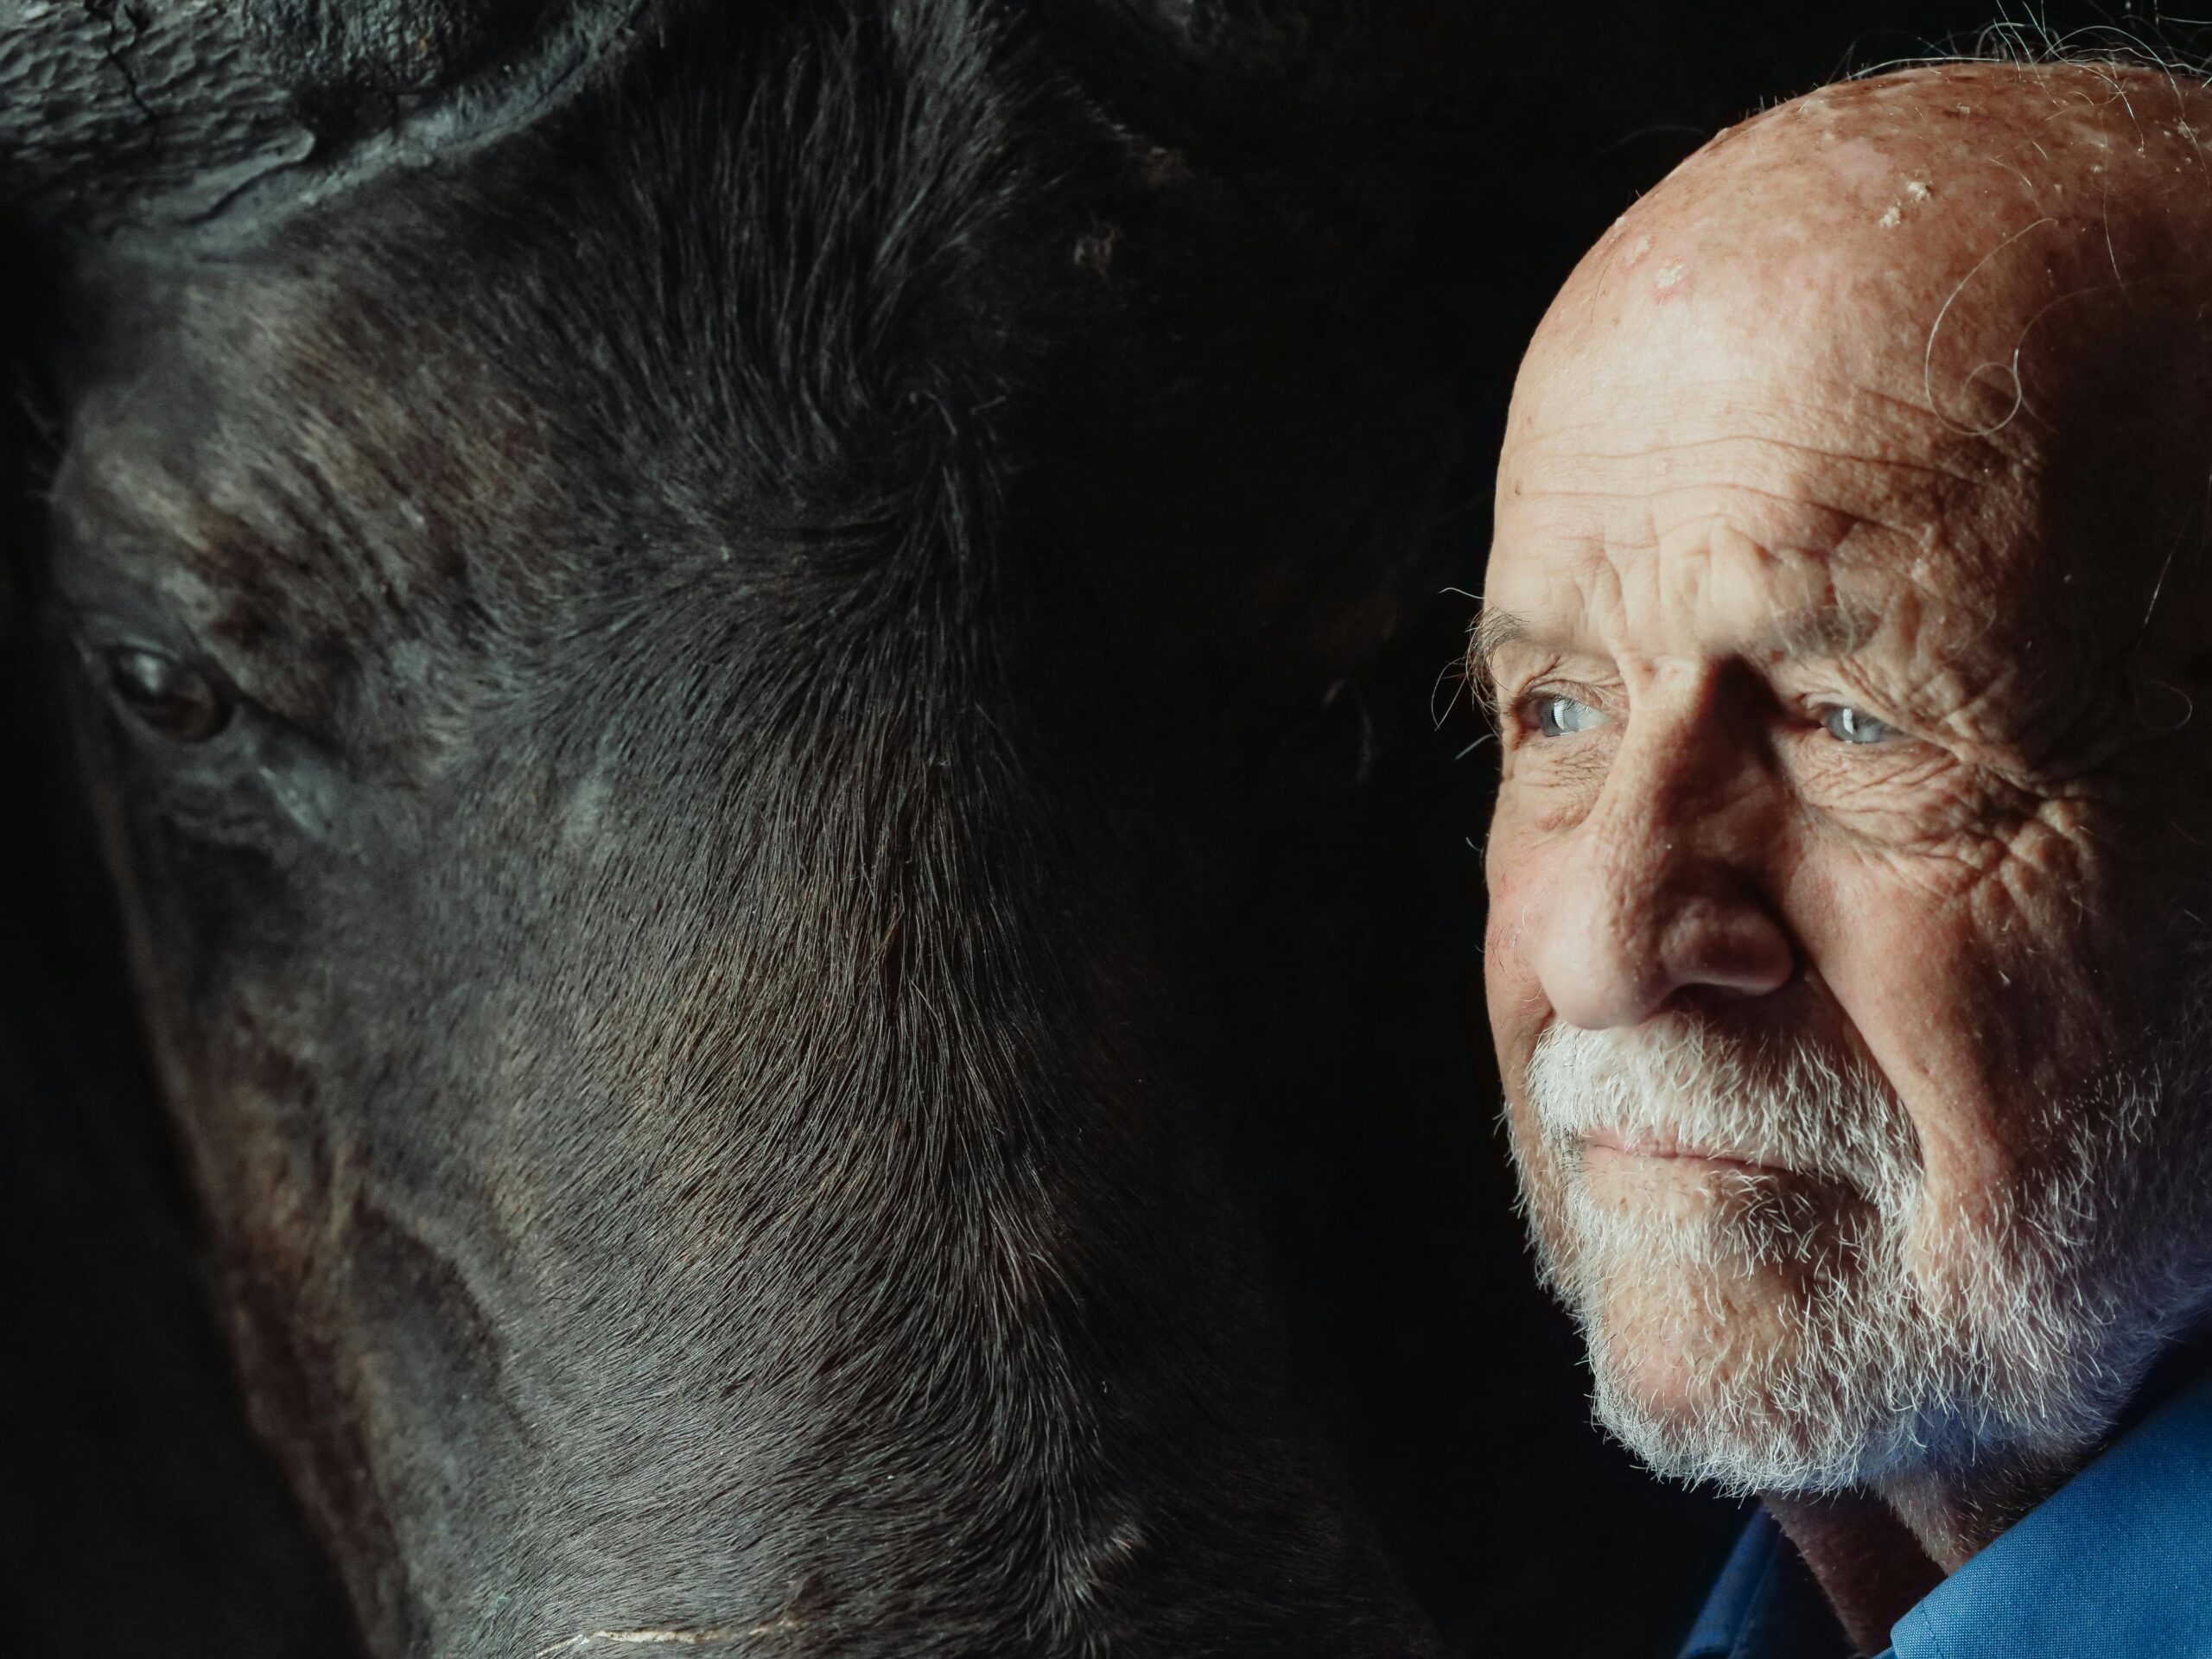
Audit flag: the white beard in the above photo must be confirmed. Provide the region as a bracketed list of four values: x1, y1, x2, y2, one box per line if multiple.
[1514, 1011, 2212, 1497]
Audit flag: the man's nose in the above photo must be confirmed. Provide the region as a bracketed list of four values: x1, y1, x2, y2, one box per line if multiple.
[1523, 714, 1796, 1030]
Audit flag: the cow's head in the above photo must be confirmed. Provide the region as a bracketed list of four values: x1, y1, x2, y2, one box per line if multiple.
[7, 2, 1461, 1652]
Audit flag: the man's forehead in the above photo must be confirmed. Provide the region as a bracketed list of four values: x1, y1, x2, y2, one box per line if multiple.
[1476, 543, 1892, 677]
[1491, 55, 2212, 646]
[1489, 367, 2023, 642]
[1483, 199, 2076, 681]
[1498, 290, 2025, 504]
[1499, 410, 2005, 561]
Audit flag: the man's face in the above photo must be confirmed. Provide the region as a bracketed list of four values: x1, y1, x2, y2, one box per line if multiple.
[1481, 79, 2212, 1494]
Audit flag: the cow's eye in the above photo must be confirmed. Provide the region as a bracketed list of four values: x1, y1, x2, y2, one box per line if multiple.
[105, 646, 234, 743]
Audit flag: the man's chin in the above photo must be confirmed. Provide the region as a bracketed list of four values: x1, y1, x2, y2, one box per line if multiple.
[1580, 1268, 1797, 1421]
[1582, 1319, 1870, 1493]
[1567, 1252, 1888, 1493]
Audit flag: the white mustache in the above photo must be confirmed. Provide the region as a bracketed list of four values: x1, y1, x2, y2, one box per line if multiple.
[1526, 1017, 1922, 1204]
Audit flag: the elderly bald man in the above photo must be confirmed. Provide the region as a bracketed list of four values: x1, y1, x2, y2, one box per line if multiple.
[1480, 58, 2212, 1659]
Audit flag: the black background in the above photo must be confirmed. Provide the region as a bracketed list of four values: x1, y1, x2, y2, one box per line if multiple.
[0, 3, 2175, 1655]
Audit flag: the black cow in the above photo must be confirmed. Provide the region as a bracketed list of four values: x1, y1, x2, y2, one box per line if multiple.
[3, 2, 1464, 1655]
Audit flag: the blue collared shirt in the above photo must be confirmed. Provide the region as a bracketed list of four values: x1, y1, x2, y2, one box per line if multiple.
[1681, 1361, 2212, 1657]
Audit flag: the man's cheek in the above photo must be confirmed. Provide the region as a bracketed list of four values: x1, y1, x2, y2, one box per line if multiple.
[1483, 822, 1557, 1039]
[1807, 848, 2082, 1203]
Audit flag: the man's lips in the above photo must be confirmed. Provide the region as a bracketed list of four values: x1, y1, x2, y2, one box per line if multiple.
[1580, 1128, 1783, 1177]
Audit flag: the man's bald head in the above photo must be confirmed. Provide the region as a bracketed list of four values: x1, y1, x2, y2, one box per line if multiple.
[1483, 59, 2212, 1554]
[1501, 60, 2212, 775]
[1544, 60, 2212, 417]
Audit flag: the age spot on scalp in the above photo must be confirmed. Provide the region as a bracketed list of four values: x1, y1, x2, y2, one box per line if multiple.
[1880, 179, 1933, 228]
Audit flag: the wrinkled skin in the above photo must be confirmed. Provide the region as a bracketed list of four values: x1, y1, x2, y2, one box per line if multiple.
[1482, 60, 2212, 1646]
[25, 2, 1459, 1654]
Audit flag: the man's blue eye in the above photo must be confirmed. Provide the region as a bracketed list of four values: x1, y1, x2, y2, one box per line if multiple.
[1821, 705, 1896, 745]
[1534, 693, 1606, 737]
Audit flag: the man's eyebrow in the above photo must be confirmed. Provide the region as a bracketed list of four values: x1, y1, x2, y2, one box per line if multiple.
[1465, 599, 1884, 710]
[1467, 607, 1528, 716]
[1765, 601, 1883, 658]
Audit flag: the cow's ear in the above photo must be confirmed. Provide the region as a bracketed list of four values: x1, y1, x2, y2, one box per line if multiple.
[0, 0, 643, 240]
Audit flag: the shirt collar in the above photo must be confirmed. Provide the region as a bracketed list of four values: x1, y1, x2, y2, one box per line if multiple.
[1681, 1362, 2212, 1659]
[1890, 1360, 2212, 1659]
[1680, 1509, 1853, 1659]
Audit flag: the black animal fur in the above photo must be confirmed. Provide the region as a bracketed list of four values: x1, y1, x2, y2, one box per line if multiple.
[24, 1, 1460, 1652]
